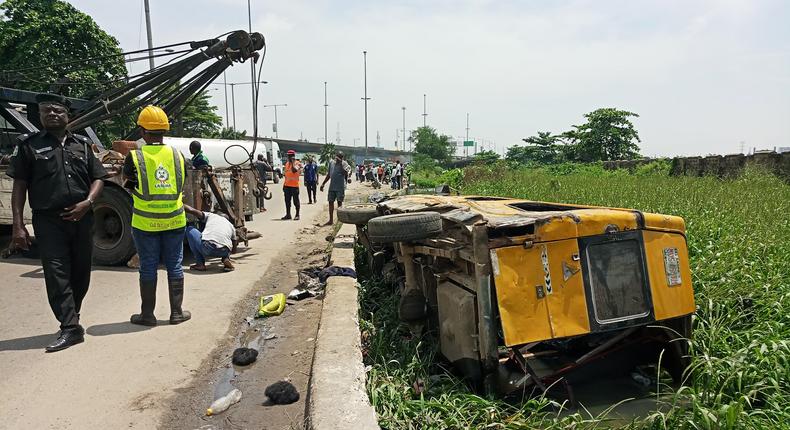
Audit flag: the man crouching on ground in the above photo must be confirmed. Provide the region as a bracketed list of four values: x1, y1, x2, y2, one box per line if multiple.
[320, 151, 352, 225]
[184, 205, 237, 272]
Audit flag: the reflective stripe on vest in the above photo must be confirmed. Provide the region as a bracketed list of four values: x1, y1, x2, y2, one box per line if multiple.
[130, 145, 186, 232]
[284, 161, 300, 187]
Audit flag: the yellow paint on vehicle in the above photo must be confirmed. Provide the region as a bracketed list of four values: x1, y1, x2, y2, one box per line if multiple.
[492, 246, 553, 346]
[543, 239, 591, 339]
[643, 230, 695, 320]
[643, 213, 686, 233]
[493, 239, 591, 346]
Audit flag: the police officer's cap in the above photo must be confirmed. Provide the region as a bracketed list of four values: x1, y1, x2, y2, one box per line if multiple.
[35, 93, 71, 108]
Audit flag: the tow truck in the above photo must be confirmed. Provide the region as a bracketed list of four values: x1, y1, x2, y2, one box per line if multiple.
[0, 30, 267, 265]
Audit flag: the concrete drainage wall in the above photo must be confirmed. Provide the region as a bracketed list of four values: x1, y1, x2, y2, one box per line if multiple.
[307, 223, 380, 430]
[602, 152, 790, 180]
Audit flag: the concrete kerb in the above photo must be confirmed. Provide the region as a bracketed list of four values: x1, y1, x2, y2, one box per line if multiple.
[307, 222, 380, 430]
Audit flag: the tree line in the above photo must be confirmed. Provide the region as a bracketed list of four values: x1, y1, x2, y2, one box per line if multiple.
[408, 107, 642, 168]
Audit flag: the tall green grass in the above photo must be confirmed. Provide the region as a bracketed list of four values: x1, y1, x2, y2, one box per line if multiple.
[360, 165, 790, 429]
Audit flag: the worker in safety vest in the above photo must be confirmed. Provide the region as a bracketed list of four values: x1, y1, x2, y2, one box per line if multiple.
[122, 105, 191, 326]
[281, 149, 302, 220]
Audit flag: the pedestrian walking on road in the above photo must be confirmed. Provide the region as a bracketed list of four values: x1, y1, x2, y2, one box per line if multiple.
[282, 150, 302, 220]
[320, 151, 352, 225]
[123, 105, 191, 326]
[303, 157, 319, 204]
[189, 140, 209, 169]
[254, 154, 271, 212]
[7, 93, 107, 352]
[184, 205, 237, 272]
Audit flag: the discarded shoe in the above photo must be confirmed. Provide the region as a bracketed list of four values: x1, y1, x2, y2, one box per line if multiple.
[232, 347, 258, 366]
[258, 293, 286, 317]
[264, 381, 299, 405]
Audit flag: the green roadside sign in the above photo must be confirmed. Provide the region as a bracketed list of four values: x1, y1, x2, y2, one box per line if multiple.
[463, 140, 475, 147]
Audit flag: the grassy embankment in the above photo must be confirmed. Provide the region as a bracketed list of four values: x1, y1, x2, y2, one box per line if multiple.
[359, 163, 790, 429]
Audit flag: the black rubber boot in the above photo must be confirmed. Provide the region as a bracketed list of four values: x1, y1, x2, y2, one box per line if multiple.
[130, 280, 157, 326]
[168, 278, 191, 325]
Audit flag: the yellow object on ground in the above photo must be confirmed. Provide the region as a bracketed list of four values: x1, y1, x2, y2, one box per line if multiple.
[258, 293, 286, 317]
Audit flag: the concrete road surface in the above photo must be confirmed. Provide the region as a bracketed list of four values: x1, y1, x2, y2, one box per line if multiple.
[0, 181, 365, 429]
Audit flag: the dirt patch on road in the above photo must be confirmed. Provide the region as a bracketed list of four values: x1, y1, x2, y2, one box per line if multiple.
[160, 221, 336, 430]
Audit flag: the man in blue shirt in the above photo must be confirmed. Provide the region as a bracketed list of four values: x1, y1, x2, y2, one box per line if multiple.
[303, 157, 319, 204]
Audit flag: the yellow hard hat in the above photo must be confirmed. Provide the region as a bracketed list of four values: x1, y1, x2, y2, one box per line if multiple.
[137, 105, 170, 132]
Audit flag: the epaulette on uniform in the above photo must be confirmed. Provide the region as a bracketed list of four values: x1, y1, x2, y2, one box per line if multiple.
[16, 133, 33, 143]
[74, 134, 91, 143]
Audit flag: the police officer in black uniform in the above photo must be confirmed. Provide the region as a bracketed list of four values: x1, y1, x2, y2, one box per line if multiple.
[7, 93, 107, 352]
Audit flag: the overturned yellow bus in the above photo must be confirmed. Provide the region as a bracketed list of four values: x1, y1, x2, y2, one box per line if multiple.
[342, 194, 694, 396]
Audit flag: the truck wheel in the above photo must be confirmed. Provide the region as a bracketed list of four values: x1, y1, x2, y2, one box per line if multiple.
[367, 212, 442, 243]
[337, 204, 379, 225]
[92, 186, 136, 265]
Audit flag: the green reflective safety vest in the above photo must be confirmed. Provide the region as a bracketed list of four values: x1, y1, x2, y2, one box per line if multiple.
[130, 144, 187, 232]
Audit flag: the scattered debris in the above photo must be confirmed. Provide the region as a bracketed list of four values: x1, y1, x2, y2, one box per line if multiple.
[258, 293, 286, 317]
[264, 381, 300, 405]
[298, 267, 324, 290]
[264, 333, 277, 340]
[206, 388, 242, 416]
[318, 265, 356, 282]
[287, 288, 315, 301]
[232, 348, 258, 366]
[368, 191, 386, 203]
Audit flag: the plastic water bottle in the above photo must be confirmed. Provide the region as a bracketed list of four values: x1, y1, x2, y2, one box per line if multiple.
[206, 388, 242, 416]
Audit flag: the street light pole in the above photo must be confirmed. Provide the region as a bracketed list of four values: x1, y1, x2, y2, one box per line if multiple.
[263, 104, 288, 138]
[143, 0, 155, 70]
[230, 83, 237, 130]
[422, 94, 427, 127]
[402, 106, 406, 151]
[223, 71, 229, 129]
[362, 51, 370, 156]
[465, 113, 470, 158]
[323, 81, 328, 145]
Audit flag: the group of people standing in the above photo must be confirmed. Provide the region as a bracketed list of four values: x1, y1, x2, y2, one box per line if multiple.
[276, 150, 353, 224]
[355, 160, 405, 189]
[8, 96, 237, 352]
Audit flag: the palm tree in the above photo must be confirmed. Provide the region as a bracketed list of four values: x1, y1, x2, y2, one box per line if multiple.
[319, 143, 336, 166]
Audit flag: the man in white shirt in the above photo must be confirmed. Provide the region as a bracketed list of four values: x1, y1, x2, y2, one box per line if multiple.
[184, 205, 237, 272]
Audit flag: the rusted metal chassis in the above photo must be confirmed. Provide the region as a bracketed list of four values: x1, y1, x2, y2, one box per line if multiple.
[395, 220, 501, 393]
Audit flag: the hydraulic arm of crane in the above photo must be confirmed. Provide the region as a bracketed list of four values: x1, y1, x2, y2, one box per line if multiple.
[67, 30, 265, 137]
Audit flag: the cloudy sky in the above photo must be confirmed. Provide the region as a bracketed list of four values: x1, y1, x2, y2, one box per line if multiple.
[68, 0, 789, 156]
